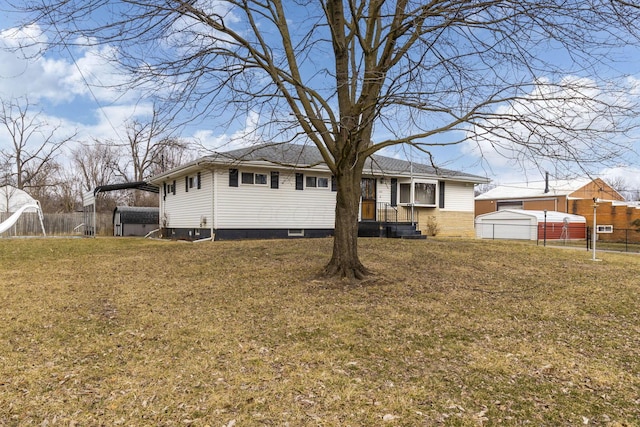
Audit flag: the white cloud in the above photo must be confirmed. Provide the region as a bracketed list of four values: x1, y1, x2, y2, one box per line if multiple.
[0, 23, 137, 107]
[192, 110, 263, 151]
[461, 75, 640, 182]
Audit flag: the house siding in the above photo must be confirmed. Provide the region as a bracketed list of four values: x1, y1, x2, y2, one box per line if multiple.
[162, 170, 213, 230]
[442, 181, 475, 212]
[214, 168, 336, 229]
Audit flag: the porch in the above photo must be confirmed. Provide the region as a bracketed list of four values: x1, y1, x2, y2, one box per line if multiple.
[358, 203, 426, 239]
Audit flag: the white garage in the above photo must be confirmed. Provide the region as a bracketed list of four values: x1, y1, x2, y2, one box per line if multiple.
[475, 209, 587, 241]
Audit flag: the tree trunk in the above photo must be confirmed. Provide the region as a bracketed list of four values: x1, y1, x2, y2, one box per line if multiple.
[323, 164, 371, 280]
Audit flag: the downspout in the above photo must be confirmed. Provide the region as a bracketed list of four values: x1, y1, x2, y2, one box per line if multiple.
[197, 160, 216, 241]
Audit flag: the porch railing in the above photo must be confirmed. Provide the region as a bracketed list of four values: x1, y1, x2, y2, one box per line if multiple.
[377, 202, 418, 225]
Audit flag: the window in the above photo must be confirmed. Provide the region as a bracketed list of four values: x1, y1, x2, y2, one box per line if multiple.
[255, 173, 267, 185]
[400, 183, 411, 204]
[331, 176, 337, 192]
[304, 175, 329, 189]
[165, 180, 176, 195]
[497, 201, 523, 210]
[415, 183, 436, 205]
[271, 171, 279, 189]
[242, 172, 254, 184]
[399, 181, 436, 205]
[295, 173, 304, 190]
[229, 169, 239, 187]
[306, 176, 317, 187]
[240, 172, 267, 185]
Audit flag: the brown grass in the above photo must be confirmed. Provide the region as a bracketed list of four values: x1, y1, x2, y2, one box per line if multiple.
[1, 237, 639, 425]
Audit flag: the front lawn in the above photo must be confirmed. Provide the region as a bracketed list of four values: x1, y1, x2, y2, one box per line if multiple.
[1, 237, 639, 425]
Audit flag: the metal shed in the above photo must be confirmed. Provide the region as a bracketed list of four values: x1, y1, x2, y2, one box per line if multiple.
[113, 206, 159, 237]
[475, 209, 587, 241]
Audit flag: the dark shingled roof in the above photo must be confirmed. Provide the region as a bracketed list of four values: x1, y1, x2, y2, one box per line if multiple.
[209, 142, 485, 181]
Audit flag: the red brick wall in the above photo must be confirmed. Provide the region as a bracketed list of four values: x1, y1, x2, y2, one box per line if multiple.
[569, 199, 640, 243]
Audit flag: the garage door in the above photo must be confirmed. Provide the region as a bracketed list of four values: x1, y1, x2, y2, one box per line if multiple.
[478, 219, 534, 240]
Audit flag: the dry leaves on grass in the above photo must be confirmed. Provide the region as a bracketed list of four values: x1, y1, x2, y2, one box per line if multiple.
[0, 237, 639, 425]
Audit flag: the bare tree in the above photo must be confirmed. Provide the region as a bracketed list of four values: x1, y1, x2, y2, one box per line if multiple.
[22, 1, 640, 278]
[474, 182, 497, 198]
[71, 142, 124, 211]
[604, 176, 640, 201]
[0, 97, 75, 194]
[72, 142, 119, 193]
[106, 104, 194, 184]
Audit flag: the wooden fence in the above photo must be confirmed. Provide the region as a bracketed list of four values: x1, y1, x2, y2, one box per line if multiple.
[0, 212, 113, 237]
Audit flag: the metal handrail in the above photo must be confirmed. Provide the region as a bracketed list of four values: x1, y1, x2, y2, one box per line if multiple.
[377, 202, 416, 224]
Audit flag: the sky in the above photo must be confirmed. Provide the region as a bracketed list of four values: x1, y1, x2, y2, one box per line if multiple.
[2, 4, 640, 193]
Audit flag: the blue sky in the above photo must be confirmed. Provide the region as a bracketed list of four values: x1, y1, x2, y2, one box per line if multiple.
[2, 5, 640, 191]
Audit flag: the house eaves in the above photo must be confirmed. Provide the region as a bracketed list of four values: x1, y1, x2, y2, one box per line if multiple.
[149, 142, 488, 185]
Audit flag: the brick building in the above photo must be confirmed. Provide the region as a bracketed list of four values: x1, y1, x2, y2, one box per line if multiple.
[475, 177, 624, 216]
[476, 177, 640, 243]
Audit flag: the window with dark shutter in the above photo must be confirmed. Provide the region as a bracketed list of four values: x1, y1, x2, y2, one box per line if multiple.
[172, 180, 176, 195]
[439, 181, 445, 208]
[185, 176, 189, 192]
[295, 173, 304, 190]
[229, 169, 238, 187]
[270, 171, 279, 189]
[197, 172, 201, 189]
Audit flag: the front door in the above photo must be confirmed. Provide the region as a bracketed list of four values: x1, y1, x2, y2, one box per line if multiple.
[361, 178, 376, 221]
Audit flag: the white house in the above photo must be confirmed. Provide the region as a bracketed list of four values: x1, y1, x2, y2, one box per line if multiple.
[148, 143, 488, 240]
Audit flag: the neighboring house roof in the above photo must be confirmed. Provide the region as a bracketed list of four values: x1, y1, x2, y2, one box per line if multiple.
[0, 185, 38, 212]
[113, 206, 159, 224]
[150, 142, 489, 184]
[475, 178, 601, 200]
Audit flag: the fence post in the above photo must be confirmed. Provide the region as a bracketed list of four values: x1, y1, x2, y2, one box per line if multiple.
[586, 226, 590, 251]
